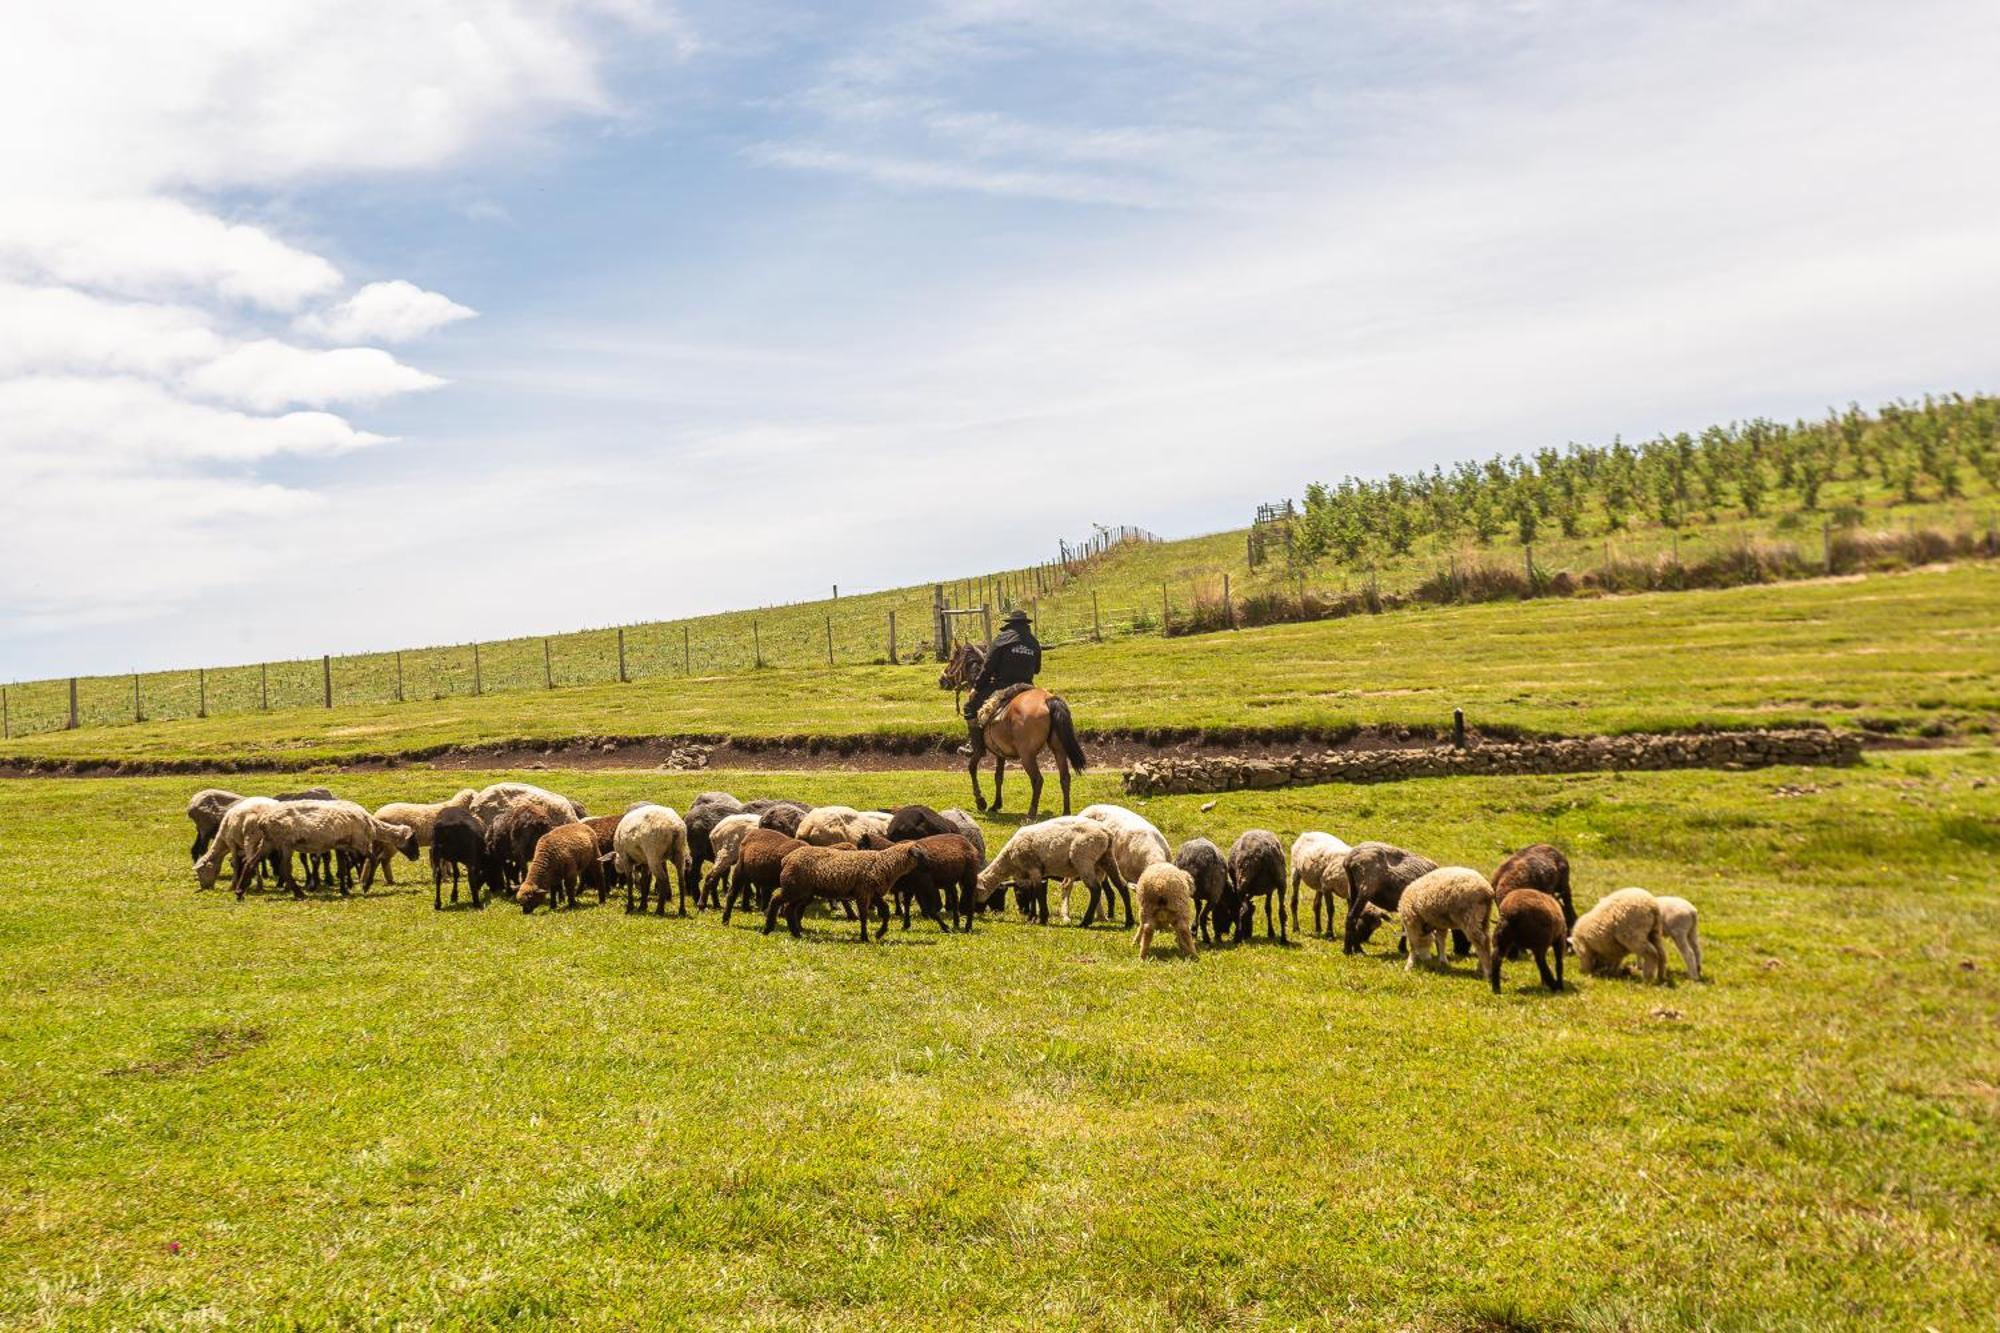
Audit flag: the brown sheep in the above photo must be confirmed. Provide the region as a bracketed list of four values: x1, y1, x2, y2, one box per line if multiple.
[766, 842, 932, 941]
[516, 824, 604, 913]
[1493, 843, 1575, 929]
[722, 828, 805, 924]
[1491, 889, 1568, 993]
[489, 805, 565, 892]
[861, 831, 978, 931]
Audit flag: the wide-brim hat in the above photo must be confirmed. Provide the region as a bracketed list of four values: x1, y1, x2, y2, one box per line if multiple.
[1002, 609, 1031, 624]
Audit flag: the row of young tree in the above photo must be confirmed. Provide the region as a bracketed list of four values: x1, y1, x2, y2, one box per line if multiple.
[1291, 394, 2000, 569]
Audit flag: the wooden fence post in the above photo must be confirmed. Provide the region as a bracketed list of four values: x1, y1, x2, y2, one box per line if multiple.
[1161, 582, 1170, 632]
[197, 667, 206, 719]
[1453, 708, 1466, 749]
[1223, 573, 1234, 629]
[2, 684, 8, 740]
[472, 643, 482, 697]
[68, 677, 78, 730]
[933, 584, 948, 661]
[134, 673, 142, 723]
[1093, 590, 1102, 642]
[322, 655, 332, 708]
[753, 620, 763, 669]
[543, 638, 553, 689]
[394, 652, 403, 703]
[982, 604, 993, 647]
[888, 610, 899, 664]
[261, 662, 269, 711]
[618, 627, 629, 683]
[825, 614, 834, 668]
[682, 625, 690, 677]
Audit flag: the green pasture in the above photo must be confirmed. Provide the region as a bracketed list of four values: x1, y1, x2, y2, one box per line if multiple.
[3, 564, 1995, 768]
[2, 757, 1996, 1326]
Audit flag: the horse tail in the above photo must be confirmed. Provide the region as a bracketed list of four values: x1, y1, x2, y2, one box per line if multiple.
[1047, 695, 1087, 772]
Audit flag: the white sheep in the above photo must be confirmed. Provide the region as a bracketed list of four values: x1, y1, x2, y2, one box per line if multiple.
[1133, 862, 1198, 960]
[194, 796, 279, 893]
[975, 816, 1128, 926]
[1080, 803, 1172, 883]
[614, 804, 692, 916]
[238, 800, 415, 899]
[1289, 831, 1353, 937]
[796, 806, 893, 848]
[1398, 867, 1497, 975]
[1656, 894, 1703, 981]
[369, 789, 478, 885]
[1571, 887, 1668, 983]
[469, 782, 582, 830]
[700, 812, 766, 904]
[937, 808, 986, 862]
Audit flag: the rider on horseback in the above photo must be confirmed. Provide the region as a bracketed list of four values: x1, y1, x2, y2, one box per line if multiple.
[963, 609, 1042, 748]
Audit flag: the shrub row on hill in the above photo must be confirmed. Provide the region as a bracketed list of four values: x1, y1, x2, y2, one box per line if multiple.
[1166, 525, 1999, 634]
[1122, 728, 1864, 795]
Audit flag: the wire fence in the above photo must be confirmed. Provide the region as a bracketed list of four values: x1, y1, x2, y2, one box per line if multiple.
[0, 526, 1161, 740]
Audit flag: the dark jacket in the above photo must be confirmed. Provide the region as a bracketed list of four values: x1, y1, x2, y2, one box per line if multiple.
[973, 625, 1041, 697]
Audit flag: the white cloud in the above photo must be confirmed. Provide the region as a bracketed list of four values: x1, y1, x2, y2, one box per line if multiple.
[181, 340, 446, 411]
[298, 280, 479, 343]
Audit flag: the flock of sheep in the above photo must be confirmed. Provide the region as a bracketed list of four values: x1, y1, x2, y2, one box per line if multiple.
[185, 781, 1705, 989]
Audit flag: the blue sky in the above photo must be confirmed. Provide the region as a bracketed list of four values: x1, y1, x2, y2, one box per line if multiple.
[3, 1, 1997, 678]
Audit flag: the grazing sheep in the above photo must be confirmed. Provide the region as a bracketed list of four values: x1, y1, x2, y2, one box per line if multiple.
[1493, 844, 1575, 929]
[187, 788, 244, 861]
[1656, 894, 1703, 981]
[576, 815, 625, 900]
[469, 782, 582, 830]
[1133, 863, 1198, 961]
[275, 786, 335, 802]
[194, 796, 279, 893]
[936, 808, 986, 863]
[860, 831, 977, 931]
[1342, 841, 1440, 955]
[487, 805, 568, 892]
[1571, 887, 1668, 983]
[1227, 830, 1289, 943]
[1289, 831, 1353, 938]
[722, 828, 805, 924]
[886, 804, 961, 843]
[684, 794, 747, 885]
[766, 842, 932, 941]
[699, 812, 767, 907]
[797, 806, 895, 848]
[369, 789, 478, 886]
[974, 817, 1129, 926]
[517, 823, 604, 913]
[613, 805, 692, 916]
[1399, 867, 1496, 974]
[1490, 888, 1568, 992]
[745, 798, 809, 838]
[238, 800, 415, 900]
[1173, 837, 1233, 942]
[429, 807, 497, 910]
[1080, 804, 1173, 884]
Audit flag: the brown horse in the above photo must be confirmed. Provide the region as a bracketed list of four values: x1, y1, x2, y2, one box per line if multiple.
[942, 641, 1087, 816]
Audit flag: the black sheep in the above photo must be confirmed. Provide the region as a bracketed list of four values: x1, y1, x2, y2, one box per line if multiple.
[431, 808, 495, 909]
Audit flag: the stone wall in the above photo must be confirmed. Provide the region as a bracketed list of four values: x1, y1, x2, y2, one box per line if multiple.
[1121, 728, 1863, 796]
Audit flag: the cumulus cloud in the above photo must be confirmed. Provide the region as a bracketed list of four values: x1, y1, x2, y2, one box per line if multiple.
[0, 0, 656, 664]
[298, 280, 479, 343]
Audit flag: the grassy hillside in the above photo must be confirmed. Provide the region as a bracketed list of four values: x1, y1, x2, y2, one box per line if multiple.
[1, 563, 1994, 768]
[4, 755, 1995, 1326]
[7, 397, 1995, 743]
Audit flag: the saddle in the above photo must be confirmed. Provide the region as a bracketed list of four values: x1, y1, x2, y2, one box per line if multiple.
[974, 682, 1035, 728]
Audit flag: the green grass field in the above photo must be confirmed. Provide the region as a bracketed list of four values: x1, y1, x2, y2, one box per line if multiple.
[4, 755, 1997, 1327]
[4, 563, 1995, 768]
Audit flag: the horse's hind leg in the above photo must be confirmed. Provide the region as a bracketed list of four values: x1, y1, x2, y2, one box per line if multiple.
[1021, 754, 1043, 819]
[1054, 751, 1072, 815]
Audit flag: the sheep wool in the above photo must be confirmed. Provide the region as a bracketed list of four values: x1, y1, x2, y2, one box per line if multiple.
[1133, 863, 1198, 961]
[1571, 887, 1668, 982]
[1398, 867, 1497, 973]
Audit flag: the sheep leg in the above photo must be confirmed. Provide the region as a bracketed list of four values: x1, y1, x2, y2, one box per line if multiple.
[1137, 922, 1154, 959]
[874, 894, 890, 940]
[1553, 943, 1565, 990]
[1470, 926, 1493, 980]
[761, 889, 783, 935]
[1291, 872, 1303, 935]
[1404, 924, 1425, 970]
[1489, 948, 1504, 994]
[1079, 879, 1099, 928]
[433, 858, 444, 911]
[1674, 927, 1703, 981]
[1451, 929, 1471, 958]
[1533, 947, 1559, 992]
